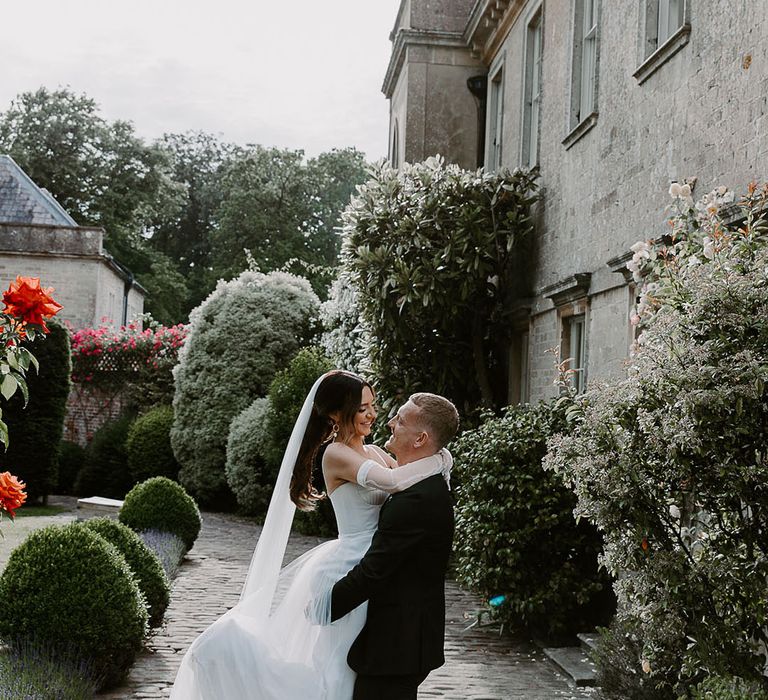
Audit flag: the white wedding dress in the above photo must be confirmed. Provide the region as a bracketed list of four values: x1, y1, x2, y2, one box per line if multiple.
[169, 448, 451, 700]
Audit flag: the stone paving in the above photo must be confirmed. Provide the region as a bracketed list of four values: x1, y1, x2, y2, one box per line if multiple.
[99, 510, 595, 700]
[2, 501, 595, 699]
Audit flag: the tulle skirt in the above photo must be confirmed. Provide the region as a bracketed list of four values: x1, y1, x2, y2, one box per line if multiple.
[169, 529, 374, 700]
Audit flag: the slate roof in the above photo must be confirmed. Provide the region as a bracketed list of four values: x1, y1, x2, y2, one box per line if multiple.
[0, 155, 77, 227]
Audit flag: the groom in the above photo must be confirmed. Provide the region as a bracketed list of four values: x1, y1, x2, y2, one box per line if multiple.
[331, 392, 459, 700]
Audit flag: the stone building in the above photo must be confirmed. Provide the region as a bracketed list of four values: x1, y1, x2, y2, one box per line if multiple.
[384, 0, 768, 402]
[0, 155, 145, 329]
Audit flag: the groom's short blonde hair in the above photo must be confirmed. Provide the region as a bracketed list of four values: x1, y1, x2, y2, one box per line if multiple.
[408, 392, 459, 449]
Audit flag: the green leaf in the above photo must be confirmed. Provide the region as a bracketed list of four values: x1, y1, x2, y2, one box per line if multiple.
[1, 374, 18, 401]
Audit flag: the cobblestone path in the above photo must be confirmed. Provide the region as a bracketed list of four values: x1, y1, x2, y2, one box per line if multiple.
[96, 510, 594, 699]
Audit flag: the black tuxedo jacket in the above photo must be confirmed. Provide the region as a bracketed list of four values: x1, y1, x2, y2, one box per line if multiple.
[330, 473, 455, 677]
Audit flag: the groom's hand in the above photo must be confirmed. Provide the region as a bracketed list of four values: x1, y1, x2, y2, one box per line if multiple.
[304, 592, 331, 626]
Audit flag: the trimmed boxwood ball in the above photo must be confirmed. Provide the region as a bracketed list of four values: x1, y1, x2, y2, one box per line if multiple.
[119, 476, 202, 551]
[126, 404, 179, 483]
[81, 517, 170, 628]
[0, 523, 147, 690]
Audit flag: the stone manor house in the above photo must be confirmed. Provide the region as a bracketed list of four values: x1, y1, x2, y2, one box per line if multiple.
[384, 0, 768, 403]
[0, 155, 145, 329]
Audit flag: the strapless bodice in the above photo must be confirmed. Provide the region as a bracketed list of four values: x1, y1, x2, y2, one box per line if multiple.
[328, 481, 388, 536]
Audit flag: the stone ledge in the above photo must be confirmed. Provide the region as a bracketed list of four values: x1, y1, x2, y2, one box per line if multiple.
[77, 496, 124, 521]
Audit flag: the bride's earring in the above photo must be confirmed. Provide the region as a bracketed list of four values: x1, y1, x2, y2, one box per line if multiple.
[331, 423, 340, 441]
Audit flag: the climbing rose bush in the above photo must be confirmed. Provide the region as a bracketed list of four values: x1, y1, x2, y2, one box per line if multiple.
[0, 275, 62, 448]
[544, 183, 768, 696]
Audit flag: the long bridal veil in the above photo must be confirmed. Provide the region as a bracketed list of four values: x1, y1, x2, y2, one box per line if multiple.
[170, 373, 367, 700]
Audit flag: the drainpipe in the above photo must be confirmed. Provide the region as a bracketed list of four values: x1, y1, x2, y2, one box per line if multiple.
[467, 75, 488, 168]
[122, 272, 134, 326]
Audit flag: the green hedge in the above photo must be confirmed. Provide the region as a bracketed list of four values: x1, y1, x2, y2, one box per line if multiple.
[0, 523, 147, 689]
[452, 399, 613, 643]
[119, 476, 202, 551]
[0, 320, 71, 502]
[74, 413, 136, 498]
[126, 405, 179, 483]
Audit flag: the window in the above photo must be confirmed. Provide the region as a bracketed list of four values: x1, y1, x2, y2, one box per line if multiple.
[568, 0, 599, 130]
[508, 330, 530, 404]
[649, 0, 684, 55]
[390, 119, 400, 167]
[563, 314, 587, 393]
[635, 0, 690, 83]
[521, 9, 543, 168]
[486, 62, 504, 171]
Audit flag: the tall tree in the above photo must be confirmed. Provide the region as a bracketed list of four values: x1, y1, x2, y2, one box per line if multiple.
[213, 146, 367, 295]
[150, 131, 237, 313]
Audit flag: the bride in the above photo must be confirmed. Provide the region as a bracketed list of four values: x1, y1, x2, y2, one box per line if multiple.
[169, 370, 451, 699]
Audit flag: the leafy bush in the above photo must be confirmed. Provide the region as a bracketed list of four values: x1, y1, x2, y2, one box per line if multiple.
[119, 476, 202, 550]
[452, 398, 612, 642]
[268, 347, 336, 535]
[0, 523, 147, 689]
[544, 184, 768, 694]
[74, 413, 136, 498]
[688, 676, 768, 700]
[171, 270, 320, 505]
[225, 398, 273, 516]
[125, 404, 179, 483]
[591, 617, 670, 700]
[340, 157, 538, 418]
[82, 517, 170, 628]
[139, 528, 187, 579]
[0, 320, 71, 502]
[56, 439, 86, 495]
[0, 638, 99, 700]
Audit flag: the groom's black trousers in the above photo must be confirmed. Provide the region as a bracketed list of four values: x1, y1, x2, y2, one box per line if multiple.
[353, 673, 428, 700]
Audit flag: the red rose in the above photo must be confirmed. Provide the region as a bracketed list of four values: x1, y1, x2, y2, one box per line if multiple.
[0, 471, 27, 519]
[3, 276, 63, 333]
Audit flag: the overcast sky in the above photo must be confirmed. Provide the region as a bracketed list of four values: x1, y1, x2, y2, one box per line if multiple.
[0, 0, 401, 160]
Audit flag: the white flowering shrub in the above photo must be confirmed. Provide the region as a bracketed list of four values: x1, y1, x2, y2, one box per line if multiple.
[318, 271, 370, 374]
[171, 270, 320, 504]
[545, 184, 768, 696]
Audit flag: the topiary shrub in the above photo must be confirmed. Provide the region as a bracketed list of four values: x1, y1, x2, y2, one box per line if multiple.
[74, 413, 136, 498]
[225, 398, 273, 516]
[0, 523, 147, 689]
[56, 439, 86, 495]
[171, 270, 320, 505]
[119, 476, 202, 551]
[125, 404, 179, 483]
[0, 319, 71, 502]
[81, 517, 170, 628]
[452, 398, 613, 643]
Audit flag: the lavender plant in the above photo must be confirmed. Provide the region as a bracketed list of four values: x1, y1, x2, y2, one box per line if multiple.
[139, 528, 186, 579]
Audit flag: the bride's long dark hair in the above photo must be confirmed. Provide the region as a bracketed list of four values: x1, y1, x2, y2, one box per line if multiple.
[290, 370, 373, 510]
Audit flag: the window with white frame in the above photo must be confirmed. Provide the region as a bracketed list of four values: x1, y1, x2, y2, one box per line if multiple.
[569, 0, 599, 129]
[643, 0, 686, 59]
[486, 62, 504, 171]
[521, 9, 543, 168]
[564, 314, 587, 393]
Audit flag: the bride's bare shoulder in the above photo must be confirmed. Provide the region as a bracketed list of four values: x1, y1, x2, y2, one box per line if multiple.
[323, 442, 364, 467]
